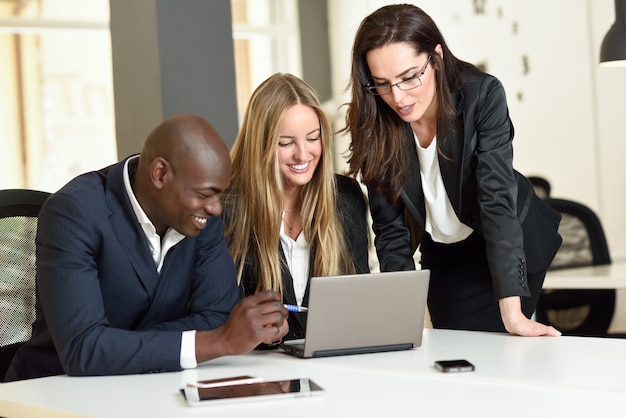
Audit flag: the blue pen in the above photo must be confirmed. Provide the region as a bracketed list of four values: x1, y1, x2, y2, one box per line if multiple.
[284, 304, 308, 313]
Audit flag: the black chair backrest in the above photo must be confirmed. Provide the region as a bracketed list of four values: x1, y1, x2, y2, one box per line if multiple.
[535, 197, 614, 337]
[0, 189, 50, 380]
[546, 198, 611, 269]
[528, 176, 552, 200]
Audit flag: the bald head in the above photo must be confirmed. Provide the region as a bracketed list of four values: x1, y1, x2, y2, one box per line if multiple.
[134, 114, 232, 236]
[140, 114, 230, 170]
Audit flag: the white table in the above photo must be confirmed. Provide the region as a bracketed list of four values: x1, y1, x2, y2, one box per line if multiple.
[542, 260, 626, 332]
[1, 328, 625, 417]
[543, 260, 626, 289]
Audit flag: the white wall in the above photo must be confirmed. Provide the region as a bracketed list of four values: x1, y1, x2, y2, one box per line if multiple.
[328, 0, 626, 261]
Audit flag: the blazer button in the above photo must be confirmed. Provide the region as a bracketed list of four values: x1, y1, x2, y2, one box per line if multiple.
[467, 216, 477, 227]
[518, 258, 527, 288]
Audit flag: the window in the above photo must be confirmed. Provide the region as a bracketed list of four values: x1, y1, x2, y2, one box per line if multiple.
[0, 0, 115, 192]
[231, 0, 301, 121]
[1, 0, 302, 191]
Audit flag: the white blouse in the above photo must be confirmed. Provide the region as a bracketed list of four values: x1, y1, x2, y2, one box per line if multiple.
[279, 216, 310, 306]
[415, 134, 473, 244]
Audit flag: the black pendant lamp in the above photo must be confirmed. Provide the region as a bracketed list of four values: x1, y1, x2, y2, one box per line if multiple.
[600, 0, 626, 67]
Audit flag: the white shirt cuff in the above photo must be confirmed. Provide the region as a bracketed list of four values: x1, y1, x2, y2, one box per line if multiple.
[180, 330, 198, 369]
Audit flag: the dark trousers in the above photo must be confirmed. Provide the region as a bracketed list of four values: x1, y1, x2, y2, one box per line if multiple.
[420, 232, 545, 333]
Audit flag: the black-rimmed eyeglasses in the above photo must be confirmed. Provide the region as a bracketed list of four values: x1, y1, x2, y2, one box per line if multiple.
[366, 54, 432, 96]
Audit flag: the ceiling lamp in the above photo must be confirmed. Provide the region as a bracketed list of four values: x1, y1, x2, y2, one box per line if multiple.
[600, 0, 626, 67]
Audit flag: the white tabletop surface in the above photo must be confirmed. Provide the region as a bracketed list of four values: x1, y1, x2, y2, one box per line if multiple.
[543, 260, 626, 289]
[1, 328, 625, 417]
[542, 260, 626, 333]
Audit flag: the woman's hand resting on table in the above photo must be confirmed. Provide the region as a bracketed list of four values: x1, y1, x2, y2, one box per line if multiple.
[499, 296, 562, 336]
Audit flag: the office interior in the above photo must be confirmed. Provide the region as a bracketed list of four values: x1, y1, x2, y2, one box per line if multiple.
[1, 0, 626, 329]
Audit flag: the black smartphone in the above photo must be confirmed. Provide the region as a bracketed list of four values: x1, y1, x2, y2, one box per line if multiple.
[434, 359, 475, 373]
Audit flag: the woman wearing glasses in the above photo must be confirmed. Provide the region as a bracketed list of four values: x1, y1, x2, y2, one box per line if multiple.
[343, 4, 562, 336]
[223, 73, 370, 342]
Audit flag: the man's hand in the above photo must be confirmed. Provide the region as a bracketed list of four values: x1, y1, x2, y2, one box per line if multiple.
[195, 290, 289, 362]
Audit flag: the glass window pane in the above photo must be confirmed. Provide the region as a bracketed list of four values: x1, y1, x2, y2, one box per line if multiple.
[231, 0, 300, 122]
[0, 0, 115, 192]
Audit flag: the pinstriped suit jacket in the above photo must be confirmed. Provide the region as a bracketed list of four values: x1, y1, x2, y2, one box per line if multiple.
[5, 157, 239, 382]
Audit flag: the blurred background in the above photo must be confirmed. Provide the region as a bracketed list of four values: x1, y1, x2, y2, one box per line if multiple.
[1, 0, 625, 280]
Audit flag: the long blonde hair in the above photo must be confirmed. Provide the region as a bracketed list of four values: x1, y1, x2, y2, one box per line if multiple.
[224, 73, 355, 295]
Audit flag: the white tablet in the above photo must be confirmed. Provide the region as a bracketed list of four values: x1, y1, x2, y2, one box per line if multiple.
[182, 377, 324, 406]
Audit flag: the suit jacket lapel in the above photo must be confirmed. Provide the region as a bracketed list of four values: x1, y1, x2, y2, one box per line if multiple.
[278, 244, 298, 305]
[441, 89, 469, 213]
[105, 158, 160, 301]
[438, 119, 465, 212]
[402, 124, 426, 225]
[278, 243, 309, 332]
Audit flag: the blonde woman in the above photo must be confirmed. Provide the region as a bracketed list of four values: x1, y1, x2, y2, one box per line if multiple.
[222, 73, 369, 341]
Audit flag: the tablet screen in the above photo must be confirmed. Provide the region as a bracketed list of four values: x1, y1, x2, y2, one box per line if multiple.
[183, 378, 323, 406]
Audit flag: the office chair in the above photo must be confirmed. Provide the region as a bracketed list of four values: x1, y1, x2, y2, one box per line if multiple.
[534, 197, 614, 337]
[0, 189, 50, 381]
[528, 176, 552, 200]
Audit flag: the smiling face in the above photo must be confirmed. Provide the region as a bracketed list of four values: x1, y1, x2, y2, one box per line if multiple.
[145, 134, 231, 238]
[277, 104, 322, 192]
[158, 150, 231, 237]
[135, 114, 232, 238]
[366, 42, 438, 124]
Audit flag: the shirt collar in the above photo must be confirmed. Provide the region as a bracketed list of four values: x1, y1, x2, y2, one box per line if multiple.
[122, 156, 185, 242]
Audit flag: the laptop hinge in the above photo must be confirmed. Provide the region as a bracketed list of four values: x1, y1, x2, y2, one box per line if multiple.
[312, 343, 414, 358]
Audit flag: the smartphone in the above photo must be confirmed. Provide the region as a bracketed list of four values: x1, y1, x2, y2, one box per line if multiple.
[434, 359, 475, 373]
[182, 378, 324, 406]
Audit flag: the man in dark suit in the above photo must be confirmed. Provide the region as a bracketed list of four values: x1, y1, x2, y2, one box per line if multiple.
[5, 114, 288, 382]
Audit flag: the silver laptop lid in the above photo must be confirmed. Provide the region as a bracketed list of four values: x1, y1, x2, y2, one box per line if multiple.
[302, 270, 430, 357]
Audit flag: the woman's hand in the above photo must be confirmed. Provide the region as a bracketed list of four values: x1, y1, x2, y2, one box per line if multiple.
[499, 296, 562, 336]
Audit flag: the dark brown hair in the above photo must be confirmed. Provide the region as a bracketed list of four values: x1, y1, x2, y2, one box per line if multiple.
[342, 4, 478, 203]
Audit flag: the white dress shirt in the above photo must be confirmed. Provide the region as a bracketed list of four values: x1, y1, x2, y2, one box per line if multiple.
[123, 156, 197, 369]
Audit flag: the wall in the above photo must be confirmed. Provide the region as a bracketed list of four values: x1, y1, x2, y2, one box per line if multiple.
[298, 0, 332, 102]
[109, 0, 239, 155]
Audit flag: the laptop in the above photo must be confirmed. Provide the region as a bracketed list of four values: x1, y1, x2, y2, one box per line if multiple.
[279, 270, 430, 358]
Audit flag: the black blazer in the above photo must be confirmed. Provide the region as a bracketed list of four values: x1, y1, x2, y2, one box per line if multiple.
[368, 70, 561, 300]
[229, 174, 370, 341]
